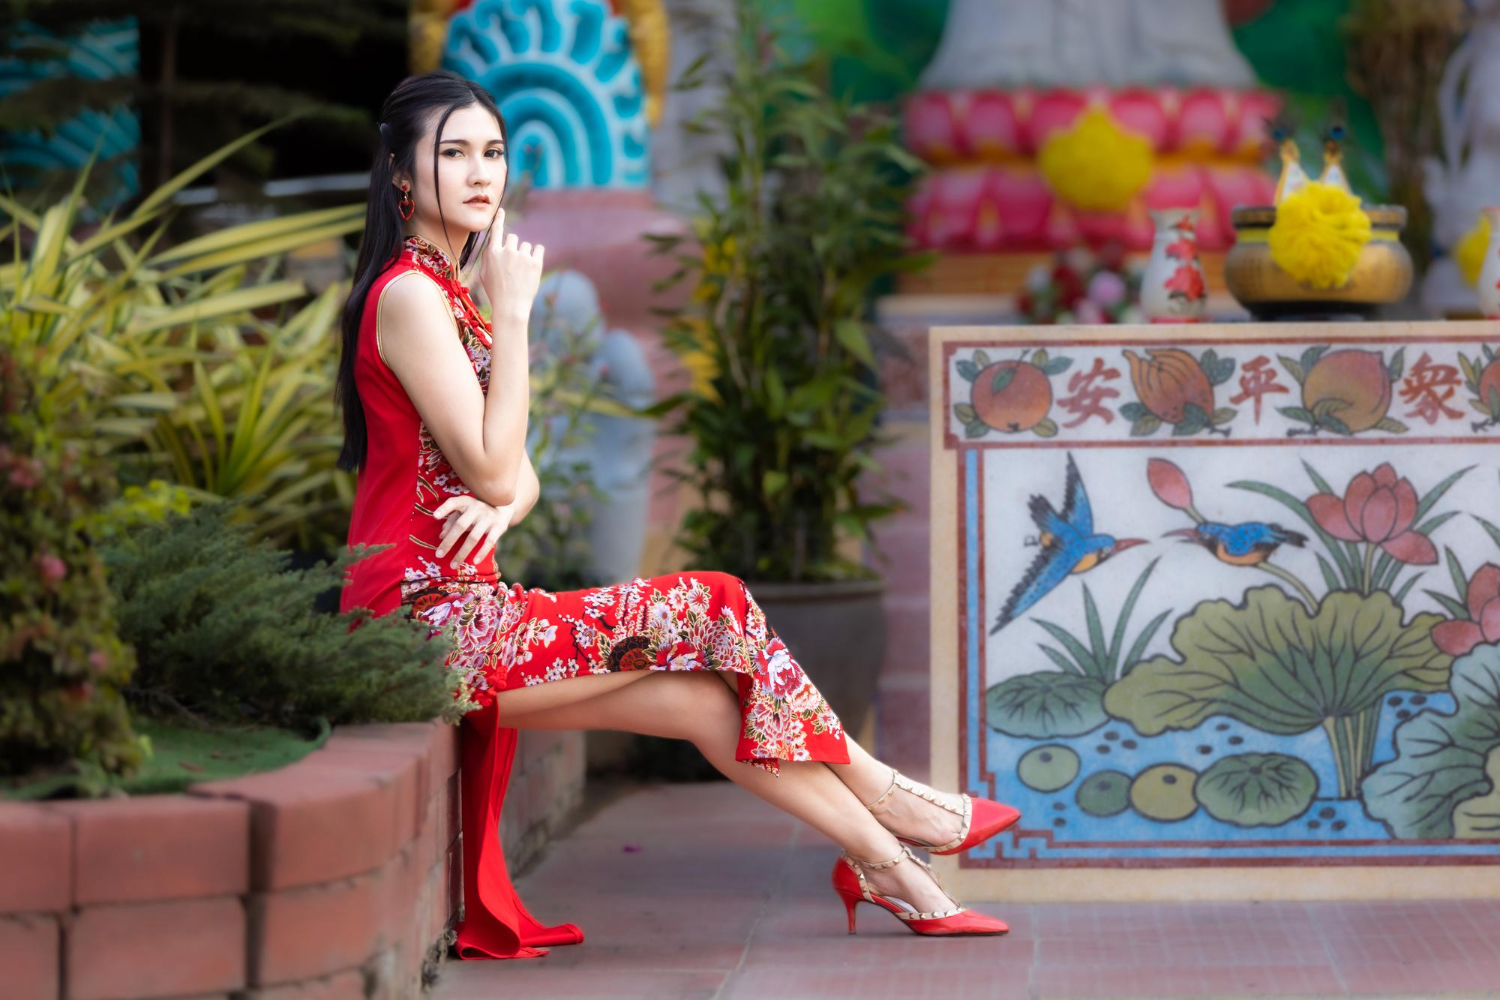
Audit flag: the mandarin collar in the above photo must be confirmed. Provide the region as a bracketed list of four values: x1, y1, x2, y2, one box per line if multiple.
[404, 233, 458, 282]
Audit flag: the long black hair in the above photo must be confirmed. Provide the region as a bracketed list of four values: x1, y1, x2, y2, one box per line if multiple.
[335, 70, 509, 472]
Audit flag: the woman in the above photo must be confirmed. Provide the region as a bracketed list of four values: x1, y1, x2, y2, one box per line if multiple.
[336, 71, 1021, 960]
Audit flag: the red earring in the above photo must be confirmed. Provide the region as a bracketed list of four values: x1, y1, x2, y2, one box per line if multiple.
[398, 184, 414, 221]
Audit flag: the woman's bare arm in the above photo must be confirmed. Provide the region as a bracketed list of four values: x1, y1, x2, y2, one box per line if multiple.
[507, 450, 540, 526]
[378, 272, 530, 507]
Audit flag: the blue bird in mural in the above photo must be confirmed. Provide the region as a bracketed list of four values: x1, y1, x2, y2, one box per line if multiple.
[1164, 521, 1308, 566]
[991, 453, 1146, 634]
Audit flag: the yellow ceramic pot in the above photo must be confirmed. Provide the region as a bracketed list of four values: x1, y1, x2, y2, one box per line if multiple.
[1225, 205, 1413, 319]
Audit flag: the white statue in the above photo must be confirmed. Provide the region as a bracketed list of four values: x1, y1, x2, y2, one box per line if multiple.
[1423, 0, 1500, 316]
[918, 0, 1257, 91]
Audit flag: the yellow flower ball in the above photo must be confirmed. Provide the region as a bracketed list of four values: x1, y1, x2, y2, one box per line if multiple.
[1038, 107, 1154, 213]
[1267, 181, 1372, 289]
[1456, 212, 1492, 287]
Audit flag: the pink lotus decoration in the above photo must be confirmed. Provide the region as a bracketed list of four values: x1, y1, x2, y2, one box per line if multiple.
[901, 85, 1280, 252]
[1305, 463, 1438, 565]
[1431, 564, 1500, 657]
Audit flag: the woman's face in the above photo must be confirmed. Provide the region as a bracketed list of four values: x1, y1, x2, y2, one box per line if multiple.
[393, 103, 507, 237]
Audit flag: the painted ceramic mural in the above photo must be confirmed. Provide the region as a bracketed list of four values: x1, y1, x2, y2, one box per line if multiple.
[943, 326, 1500, 870]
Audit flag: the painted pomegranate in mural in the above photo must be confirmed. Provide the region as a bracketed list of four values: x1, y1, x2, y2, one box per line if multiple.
[1123, 348, 1212, 424]
[954, 348, 1072, 438]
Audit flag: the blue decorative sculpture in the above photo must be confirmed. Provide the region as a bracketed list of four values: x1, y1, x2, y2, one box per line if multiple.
[0, 18, 141, 210]
[443, 0, 651, 189]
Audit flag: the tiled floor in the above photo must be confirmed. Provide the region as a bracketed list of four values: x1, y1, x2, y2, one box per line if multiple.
[430, 783, 1500, 1000]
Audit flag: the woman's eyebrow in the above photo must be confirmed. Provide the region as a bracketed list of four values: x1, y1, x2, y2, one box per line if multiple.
[438, 137, 506, 147]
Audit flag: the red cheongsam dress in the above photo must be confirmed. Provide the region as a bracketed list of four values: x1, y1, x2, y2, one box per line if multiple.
[339, 233, 851, 960]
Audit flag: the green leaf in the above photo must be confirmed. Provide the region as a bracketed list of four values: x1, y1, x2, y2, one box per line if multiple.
[1459, 353, 1479, 389]
[1321, 414, 1353, 436]
[965, 419, 989, 439]
[1173, 403, 1207, 437]
[1038, 644, 1088, 676]
[763, 470, 789, 497]
[1473, 514, 1500, 553]
[957, 360, 980, 382]
[1131, 414, 1162, 437]
[1447, 547, 1470, 604]
[1375, 417, 1408, 434]
[1082, 585, 1109, 679]
[1210, 407, 1237, 425]
[1388, 346, 1406, 382]
[954, 403, 977, 423]
[1316, 554, 1341, 592]
[1030, 349, 1049, 367]
[1278, 405, 1315, 424]
[1195, 753, 1319, 827]
[1363, 644, 1500, 838]
[1300, 344, 1329, 374]
[1106, 558, 1161, 673]
[1394, 574, 1421, 605]
[985, 671, 1108, 738]
[1032, 417, 1058, 438]
[1103, 588, 1450, 736]
[973, 349, 992, 368]
[1032, 618, 1101, 679]
[1312, 397, 1351, 419]
[1423, 590, 1470, 620]
[1453, 745, 1500, 838]
[991, 366, 1016, 394]
[1278, 355, 1306, 385]
[1039, 357, 1073, 377]
[1120, 401, 1147, 421]
[1121, 609, 1172, 675]
[1489, 386, 1500, 419]
[834, 319, 874, 366]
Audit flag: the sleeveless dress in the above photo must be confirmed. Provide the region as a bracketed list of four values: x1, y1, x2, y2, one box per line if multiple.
[338, 233, 851, 960]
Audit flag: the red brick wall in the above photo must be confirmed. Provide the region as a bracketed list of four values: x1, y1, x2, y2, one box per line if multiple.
[0, 720, 469, 999]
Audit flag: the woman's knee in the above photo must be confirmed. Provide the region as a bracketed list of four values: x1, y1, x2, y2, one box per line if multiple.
[650, 670, 742, 742]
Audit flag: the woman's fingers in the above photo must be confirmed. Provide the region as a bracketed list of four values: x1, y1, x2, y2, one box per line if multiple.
[473, 522, 507, 566]
[432, 495, 469, 521]
[436, 506, 483, 557]
[451, 522, 488, 568]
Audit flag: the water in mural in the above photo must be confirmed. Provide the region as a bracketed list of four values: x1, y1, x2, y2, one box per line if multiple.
[946, 333, 1500, 866]
[442, 0, 650, 189]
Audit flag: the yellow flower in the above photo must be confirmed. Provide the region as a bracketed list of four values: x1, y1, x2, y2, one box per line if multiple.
[1268, 181, 1372, 289]
[1456, 212, 1492, 287]
[701, 236, 737, 277]
[1038, 107, 1154, 213]
[677, 316, 720, 403]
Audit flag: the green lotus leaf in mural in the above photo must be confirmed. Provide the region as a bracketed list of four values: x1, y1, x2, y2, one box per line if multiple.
[1453, 745, 1500, 839]
[1362, 643, 1500, 839]
[986, 671, 1108, 738]
[1075, 769, 1132, 817]
[1104, 587, 1450, 797]
[1194, 753, 1318, 827]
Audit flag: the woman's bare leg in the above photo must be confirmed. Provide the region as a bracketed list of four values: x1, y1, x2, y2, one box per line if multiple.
[825, 735, 967, 849]
[492, 669, 961, 914]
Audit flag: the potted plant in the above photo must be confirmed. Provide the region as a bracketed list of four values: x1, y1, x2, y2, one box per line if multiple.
[649, 0, 929, 742]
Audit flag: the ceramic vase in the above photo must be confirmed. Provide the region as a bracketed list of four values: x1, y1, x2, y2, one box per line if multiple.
[1140, 208, 1207, 322]
[1479, 206, 1500, 319]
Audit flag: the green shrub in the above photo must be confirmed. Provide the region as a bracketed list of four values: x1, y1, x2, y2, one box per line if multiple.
[0, 340, 146, 795]
[100, 501, 473, 729]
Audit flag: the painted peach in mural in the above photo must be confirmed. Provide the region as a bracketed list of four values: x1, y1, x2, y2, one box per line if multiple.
[1457, 344, 1500, 430]
[1278, 346, 1408, 436]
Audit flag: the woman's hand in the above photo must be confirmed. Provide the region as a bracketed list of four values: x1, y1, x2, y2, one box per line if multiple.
[479, 207, 544, 327]
[433, 494, 514, 571]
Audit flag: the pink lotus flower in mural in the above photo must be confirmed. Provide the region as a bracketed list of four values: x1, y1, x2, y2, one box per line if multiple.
[1147, 458, 1195, 512]
[1305, 463, 1437, 565]
[1431, 564, 1500, 657]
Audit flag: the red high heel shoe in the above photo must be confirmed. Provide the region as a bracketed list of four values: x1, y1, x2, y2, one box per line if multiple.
[831, 845, 1009, 936]
[863, 769, 1020, 856]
